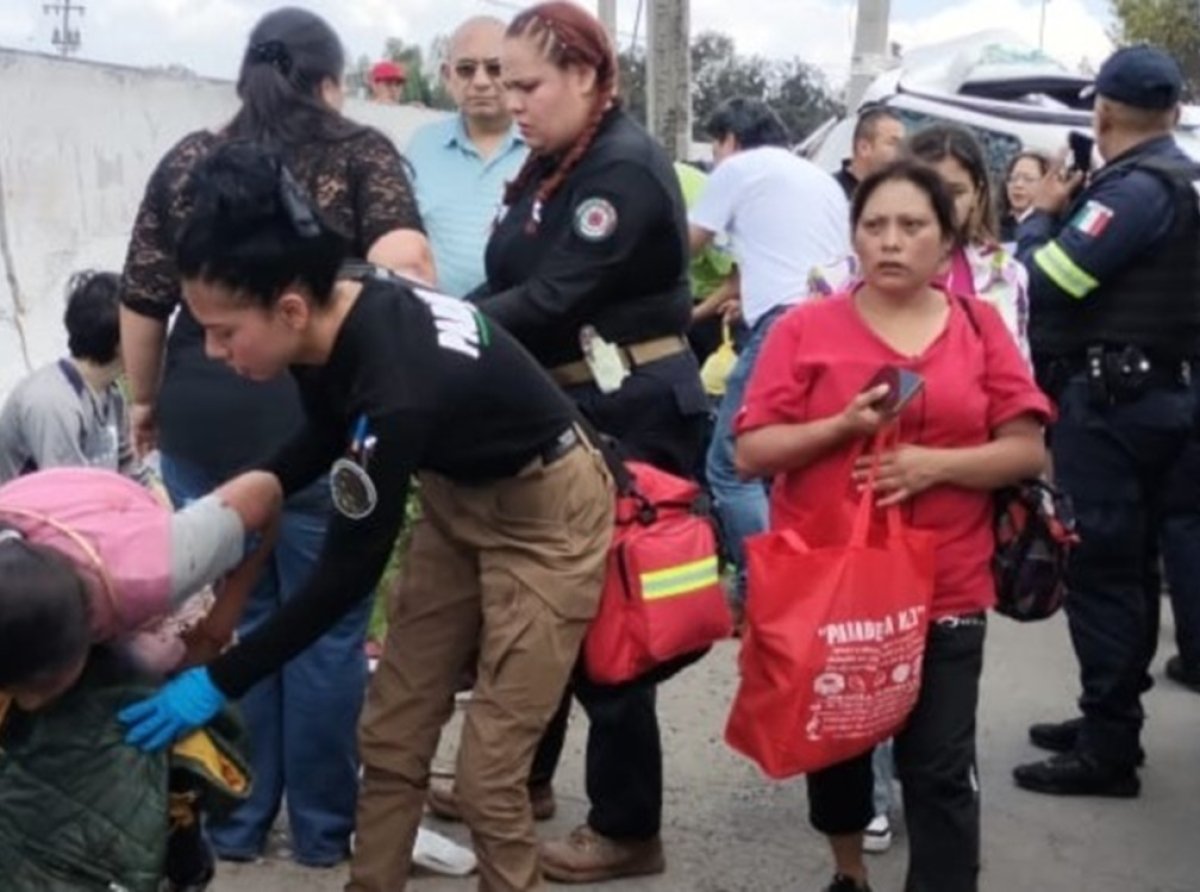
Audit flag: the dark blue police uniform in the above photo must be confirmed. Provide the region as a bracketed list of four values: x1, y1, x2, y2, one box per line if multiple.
[1013, 47, 1200, 796]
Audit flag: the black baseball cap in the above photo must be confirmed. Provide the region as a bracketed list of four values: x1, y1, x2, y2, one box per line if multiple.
[1088, 45, 1183, 110]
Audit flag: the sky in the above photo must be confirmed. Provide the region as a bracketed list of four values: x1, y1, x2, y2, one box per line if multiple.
[3, 0, 1117, 89]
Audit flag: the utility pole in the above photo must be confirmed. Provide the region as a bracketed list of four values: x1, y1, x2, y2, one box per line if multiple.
[598, 0, 617, 43]
[847, 0, 890, 110]
[43, 1, 85, 57]
[647, 0, 691, 160]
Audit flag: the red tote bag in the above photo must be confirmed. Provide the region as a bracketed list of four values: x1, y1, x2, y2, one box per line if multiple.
[725, 452, 937, 779]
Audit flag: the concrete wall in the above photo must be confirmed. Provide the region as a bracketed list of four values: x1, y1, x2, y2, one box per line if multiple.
[0, 48, 442, 396]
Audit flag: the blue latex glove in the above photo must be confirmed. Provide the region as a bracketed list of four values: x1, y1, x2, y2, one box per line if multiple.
[118, 667, 226, 752]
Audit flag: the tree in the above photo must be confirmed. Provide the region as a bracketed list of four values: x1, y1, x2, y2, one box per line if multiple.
[691, 31, 770, 136]
[618, 47, 648, 125]
[689, 30, 841, 143]
[772, 59, 843, 143]
[1110, 0, 1200, 99]
[382, 37, 456, 110]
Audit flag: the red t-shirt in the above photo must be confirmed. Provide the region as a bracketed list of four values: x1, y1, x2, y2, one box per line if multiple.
[735, 289, 1053, 618]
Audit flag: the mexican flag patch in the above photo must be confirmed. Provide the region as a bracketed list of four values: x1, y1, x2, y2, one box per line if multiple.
[1070, 200, 1114, 238]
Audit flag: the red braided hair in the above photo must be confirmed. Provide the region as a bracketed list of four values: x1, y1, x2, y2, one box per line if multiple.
[503, 1, 620, 232]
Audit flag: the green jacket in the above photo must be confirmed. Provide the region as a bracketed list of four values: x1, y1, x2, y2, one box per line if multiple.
[0, 650, 250, 892]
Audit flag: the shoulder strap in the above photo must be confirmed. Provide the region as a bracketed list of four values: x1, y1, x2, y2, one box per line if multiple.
[571, 411, 634, 494]
[1128, 155, 1200, 184]
[339, 260, 430, 294]
[56, 359, 86, 397]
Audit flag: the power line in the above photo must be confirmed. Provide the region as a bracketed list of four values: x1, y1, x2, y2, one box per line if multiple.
[43, 1, 85, 57]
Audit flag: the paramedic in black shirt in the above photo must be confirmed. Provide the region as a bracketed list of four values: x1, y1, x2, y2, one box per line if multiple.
[118, 141, 615, 892]
[453, 2, 707, 883]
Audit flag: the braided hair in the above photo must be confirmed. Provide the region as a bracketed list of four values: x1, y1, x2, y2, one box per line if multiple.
[503, 2, 620, 232]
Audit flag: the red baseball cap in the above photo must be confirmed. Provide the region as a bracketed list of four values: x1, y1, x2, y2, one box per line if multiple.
[371, 60, 407, 84]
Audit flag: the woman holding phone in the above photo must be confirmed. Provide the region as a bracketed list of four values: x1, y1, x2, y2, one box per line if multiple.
[735, 160, 1051, 892]
[813, 125, 1030, 360]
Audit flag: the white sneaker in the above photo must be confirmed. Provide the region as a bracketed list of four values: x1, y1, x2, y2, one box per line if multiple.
[863, 814, 892, 854]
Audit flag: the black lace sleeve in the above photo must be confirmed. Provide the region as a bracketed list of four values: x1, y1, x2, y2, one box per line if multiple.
[120, 131, 217, 320]
[348, 127, 425, 250]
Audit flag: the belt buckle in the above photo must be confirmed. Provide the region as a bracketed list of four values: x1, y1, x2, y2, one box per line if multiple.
[935, 614, 985, 629]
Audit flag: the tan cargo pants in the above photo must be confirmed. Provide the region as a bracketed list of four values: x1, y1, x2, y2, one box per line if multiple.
[346, 442, 613, 892]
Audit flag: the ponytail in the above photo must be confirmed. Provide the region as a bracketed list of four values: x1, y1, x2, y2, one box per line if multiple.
[227, 7, 364, 150]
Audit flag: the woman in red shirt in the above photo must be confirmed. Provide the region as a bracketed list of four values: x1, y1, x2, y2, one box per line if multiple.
[735, 160, 1052, 892]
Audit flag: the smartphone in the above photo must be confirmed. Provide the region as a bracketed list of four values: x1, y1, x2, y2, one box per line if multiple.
[1067, 131, 1094, 174]
[863, 366, 924, 417]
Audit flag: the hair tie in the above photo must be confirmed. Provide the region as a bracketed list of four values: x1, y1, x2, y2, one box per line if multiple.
[0, 529, 24, 545]
[247, 39, 293, 76]
[277, 164, 322, 239]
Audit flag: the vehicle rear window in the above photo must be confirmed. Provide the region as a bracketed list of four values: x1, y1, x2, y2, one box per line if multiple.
[894, 109, 1024, 181]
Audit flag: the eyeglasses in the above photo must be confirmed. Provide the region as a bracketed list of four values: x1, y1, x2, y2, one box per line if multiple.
[454, 59, 502, 80]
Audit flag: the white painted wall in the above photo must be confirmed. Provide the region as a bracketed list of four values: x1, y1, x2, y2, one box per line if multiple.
[0, 48, 442, 395]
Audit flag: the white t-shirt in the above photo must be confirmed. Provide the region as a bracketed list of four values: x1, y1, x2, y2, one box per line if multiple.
[691, 146, 850, 326]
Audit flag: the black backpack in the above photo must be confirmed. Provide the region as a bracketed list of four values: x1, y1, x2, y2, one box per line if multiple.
[957, 296, 1080, 621]
[992, 478, 1079, 621]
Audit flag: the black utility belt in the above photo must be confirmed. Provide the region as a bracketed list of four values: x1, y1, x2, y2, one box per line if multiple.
[1038, 345, 1193, 405]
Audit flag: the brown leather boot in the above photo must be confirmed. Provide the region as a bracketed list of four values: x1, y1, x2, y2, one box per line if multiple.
[426, 781, 557, 822]
[539, 825, 665, 883]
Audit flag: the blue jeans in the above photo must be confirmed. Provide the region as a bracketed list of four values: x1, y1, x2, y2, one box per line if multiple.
[161, 455, 371, 866]
[872, 741, 896, 818]
[706, 308, 785, 602]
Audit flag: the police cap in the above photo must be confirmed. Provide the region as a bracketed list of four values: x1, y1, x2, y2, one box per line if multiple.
[1091, 45, 1183, 110]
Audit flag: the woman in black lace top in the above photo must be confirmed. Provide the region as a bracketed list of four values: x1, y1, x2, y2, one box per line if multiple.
[118, 7, 433, 868]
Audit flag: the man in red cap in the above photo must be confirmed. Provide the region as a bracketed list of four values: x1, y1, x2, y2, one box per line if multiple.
[370, 60, 407, 104]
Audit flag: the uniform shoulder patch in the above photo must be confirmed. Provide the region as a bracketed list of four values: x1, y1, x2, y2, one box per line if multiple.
[573, 197, 618, 242]
[1069, 200, 1115, 238]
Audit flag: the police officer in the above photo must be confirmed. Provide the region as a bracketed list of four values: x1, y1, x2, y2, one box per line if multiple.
[1013, 46, 1200, 797]
[115, 141, 616, 892]
[441, 2, 707, 883]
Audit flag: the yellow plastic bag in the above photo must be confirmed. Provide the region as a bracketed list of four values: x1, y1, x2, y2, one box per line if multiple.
[701, 325, 738, 397]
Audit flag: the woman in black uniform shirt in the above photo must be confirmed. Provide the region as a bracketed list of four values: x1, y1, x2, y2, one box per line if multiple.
[455, 1, 707, 883]
[119, 142, 614, 892]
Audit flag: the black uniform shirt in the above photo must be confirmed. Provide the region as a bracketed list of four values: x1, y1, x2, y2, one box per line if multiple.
[475, 108, 693, 367]
[208, 275, 576, 697]
[834, 160, 859, 200]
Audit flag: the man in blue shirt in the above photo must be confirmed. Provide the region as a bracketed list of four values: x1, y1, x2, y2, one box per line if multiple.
[406, 16, 527, 297]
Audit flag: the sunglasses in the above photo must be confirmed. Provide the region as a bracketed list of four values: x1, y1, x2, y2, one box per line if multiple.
[454, 59, 502, 80]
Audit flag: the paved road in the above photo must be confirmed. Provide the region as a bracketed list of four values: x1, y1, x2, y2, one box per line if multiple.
[215, 611, 1200, 892]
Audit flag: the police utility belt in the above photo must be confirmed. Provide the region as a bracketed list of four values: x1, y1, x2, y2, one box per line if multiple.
[1039, 345, 1193, 406]
[550, 329, 689, 393]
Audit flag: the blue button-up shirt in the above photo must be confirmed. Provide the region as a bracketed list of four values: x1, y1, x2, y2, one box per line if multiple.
[406, 116, 528, 297]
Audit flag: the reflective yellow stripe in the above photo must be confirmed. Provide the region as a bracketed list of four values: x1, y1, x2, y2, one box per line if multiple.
[1034, 242, 1098, 300]
[640, 556, 720, 600]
